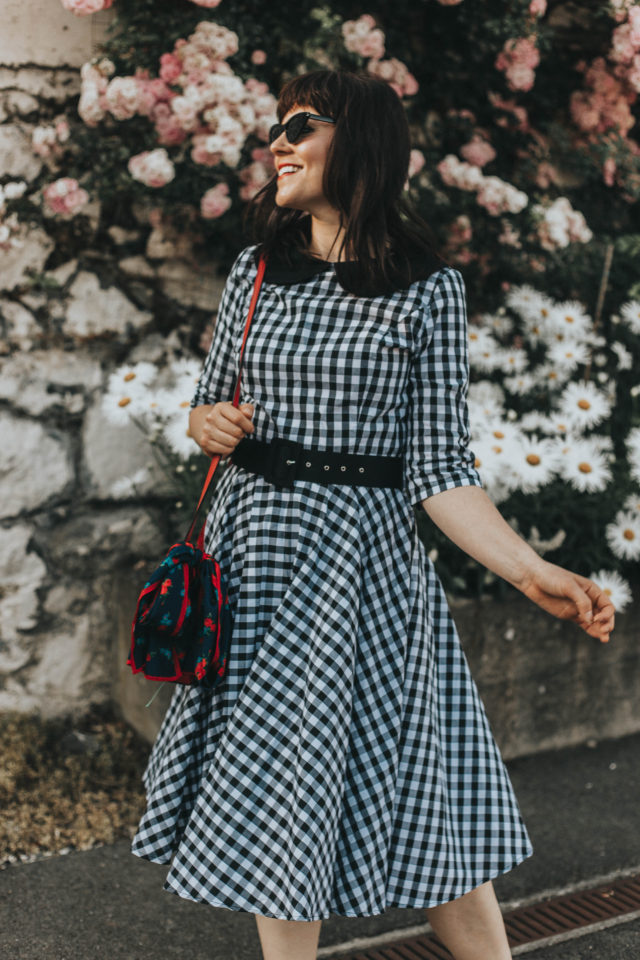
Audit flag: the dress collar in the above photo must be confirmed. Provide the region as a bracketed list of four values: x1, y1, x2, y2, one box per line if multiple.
[254, 245, 449, 289]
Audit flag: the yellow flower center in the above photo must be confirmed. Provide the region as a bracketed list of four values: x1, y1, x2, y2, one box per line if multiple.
[526, 453, 541, 466]
[118, 397, 131, 408]
[578, 398, 591, 410]
[474, 457, 482, 468]
[541, 308, 549, 317]
[180, 401, 190, 408]
[604, 587, 612, 596]
[548, 371, 558, 380]
[578, 462, 592, 474]
[623, 528, 635, 541]
[123, 372, 136, 382]
[492, 445, 503, 454]
[565, 315, 575, 323]
[492, 430, 505, 438]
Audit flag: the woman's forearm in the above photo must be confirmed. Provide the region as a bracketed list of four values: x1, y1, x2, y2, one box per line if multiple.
[421, 485, 545, 589]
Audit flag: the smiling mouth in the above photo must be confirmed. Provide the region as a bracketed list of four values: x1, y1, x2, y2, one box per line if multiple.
[278, 166, 302, 178]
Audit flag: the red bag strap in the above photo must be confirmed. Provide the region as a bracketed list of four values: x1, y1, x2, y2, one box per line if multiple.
[185, 251, 268, 544]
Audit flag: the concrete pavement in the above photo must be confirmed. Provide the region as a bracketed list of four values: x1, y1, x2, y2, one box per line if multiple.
[0, 731, 638, 960]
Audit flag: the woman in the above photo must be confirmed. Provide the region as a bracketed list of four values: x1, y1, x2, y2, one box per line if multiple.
[131, 70, 615, 960]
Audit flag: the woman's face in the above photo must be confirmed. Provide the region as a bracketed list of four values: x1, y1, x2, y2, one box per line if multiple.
[269, 103, 336, 216]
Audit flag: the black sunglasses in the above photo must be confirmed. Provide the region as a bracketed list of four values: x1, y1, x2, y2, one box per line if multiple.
[268, 111, 336, 146]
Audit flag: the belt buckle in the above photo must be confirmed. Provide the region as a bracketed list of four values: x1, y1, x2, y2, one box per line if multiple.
[264, 438, 303, 489]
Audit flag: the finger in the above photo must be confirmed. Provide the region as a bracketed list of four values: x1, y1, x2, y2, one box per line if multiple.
[562, 576, 594, 624]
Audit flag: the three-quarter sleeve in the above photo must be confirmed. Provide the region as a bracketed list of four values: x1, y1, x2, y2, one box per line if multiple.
[403, 265, 483, 507]
[190, 247, 255, 410]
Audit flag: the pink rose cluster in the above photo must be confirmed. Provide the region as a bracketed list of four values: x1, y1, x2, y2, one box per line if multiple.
[78, 21, 279, 220]
[42, 177, 89, 217]
[437, 154, 529, 215]
[459, 133, 497, 168]
[531, 197, 593, 251]
[32, 117, 70, 164]
[494, 36, 540, 92]
[60, 0, 113, 14]
[609, 5, 640, 91]
[200, 182, 231, 218]
[341, 15, 418, 97]
[128, 148, 176, 188]
[342, 14, 385, 59]
[237, 147, 274, 201]
[570, 57, 636, 136]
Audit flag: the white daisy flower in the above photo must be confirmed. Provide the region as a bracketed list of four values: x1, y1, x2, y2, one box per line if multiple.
[589, 569, 632, 613]
[623, 492, 640, 516]
[606, 510, 640, 560]
[628, 447, 640, 485]
[626, 426, 640, 457]
[505, 436, 560, 493]
[619, 300, 640, 335]
[468, 380, 506, 421]
[558, 381, 612, 429]
[162, 413, 198, 460]
[519, 410, 550, 433]
[503, 371, 537, 396]
[547, 339, 591, 371]
[504, 285, 555, 323]
[101, 393, 137, 426]
[545, 301, 593, 342]
[107, 361, 157, 394]
[556, 437, 612, 493]
[470, 436, 520, 496]
[537, 413, 577, 436]
[535, 362, 573, 389]
[472, 417, 524, 445]
[611, 342, 633, 370]
[110, 467, 150, 499]
[153, 386, 194, 418]
[483, 311, 514, 337]
[493, 345, 529, 375]
[468, 328, 502, 373]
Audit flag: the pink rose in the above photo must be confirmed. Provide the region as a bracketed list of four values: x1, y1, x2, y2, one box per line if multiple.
[408, 149, 425, 179]
[528, 0, 547, 15]
[43, 178, 89, 216]
[200, 183, 232, 219]
[250, 49, 267, 66]
[160, 53, 182, 84]
[460, 134, 496, 167]
[60, 0, 113, 13]
[188, 0, 222, 6]
[128, 148, 176, 188]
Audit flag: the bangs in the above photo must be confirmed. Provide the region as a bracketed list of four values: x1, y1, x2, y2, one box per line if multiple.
[277, 72, 342, 122]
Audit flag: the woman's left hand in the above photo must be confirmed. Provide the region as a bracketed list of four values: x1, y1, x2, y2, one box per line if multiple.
[517, 560, 615, 643]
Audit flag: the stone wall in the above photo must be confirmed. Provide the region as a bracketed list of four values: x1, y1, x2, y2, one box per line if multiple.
[0, 4, 216, 717]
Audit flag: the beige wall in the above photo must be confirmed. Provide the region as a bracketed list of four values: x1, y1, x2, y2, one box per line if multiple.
[1, 0, 112, 67]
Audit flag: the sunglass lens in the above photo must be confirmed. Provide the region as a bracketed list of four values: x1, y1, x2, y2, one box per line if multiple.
[286, 114, 308, 143]
[268, 123, 284, 144]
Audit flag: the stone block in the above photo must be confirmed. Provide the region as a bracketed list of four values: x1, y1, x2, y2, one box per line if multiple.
[63, 271, 153, 339]
[0, 348, 102, 415]
[0, 227, 54, 293]
[0, 124, 43, 181]
[156, 259, 227, 311]
[0, 67, 80, 102]
[0, 523, 46, 655]
[0, 412, 73, 519]
[82, 396, 175, 501]
[0, 299, 42, 350]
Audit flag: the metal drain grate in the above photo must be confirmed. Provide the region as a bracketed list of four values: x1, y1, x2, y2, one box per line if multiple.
[337, 873, 640, 959]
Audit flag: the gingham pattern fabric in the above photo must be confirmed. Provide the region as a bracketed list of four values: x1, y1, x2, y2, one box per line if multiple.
[131, 244, 534, 920]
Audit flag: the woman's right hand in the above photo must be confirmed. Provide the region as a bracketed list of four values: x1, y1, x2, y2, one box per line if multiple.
[196, 401, 255, 459]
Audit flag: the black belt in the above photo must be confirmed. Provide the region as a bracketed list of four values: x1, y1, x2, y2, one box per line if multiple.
[231, 437, 404, 490]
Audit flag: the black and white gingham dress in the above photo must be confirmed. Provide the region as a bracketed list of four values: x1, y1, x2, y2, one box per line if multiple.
[131, 243, 534, 921]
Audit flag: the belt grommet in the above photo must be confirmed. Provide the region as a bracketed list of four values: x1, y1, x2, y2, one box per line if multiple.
[340, 465, 346, 472]
[305, 461, 311, 468]
[324, 464, 330, 471]
[359, 467, 365, 473]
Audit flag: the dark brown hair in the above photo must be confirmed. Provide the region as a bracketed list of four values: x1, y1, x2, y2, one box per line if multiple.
[244, 69, 444, 296]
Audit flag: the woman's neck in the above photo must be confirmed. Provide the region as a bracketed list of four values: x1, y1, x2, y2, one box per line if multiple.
[307, 215, 347, 262]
